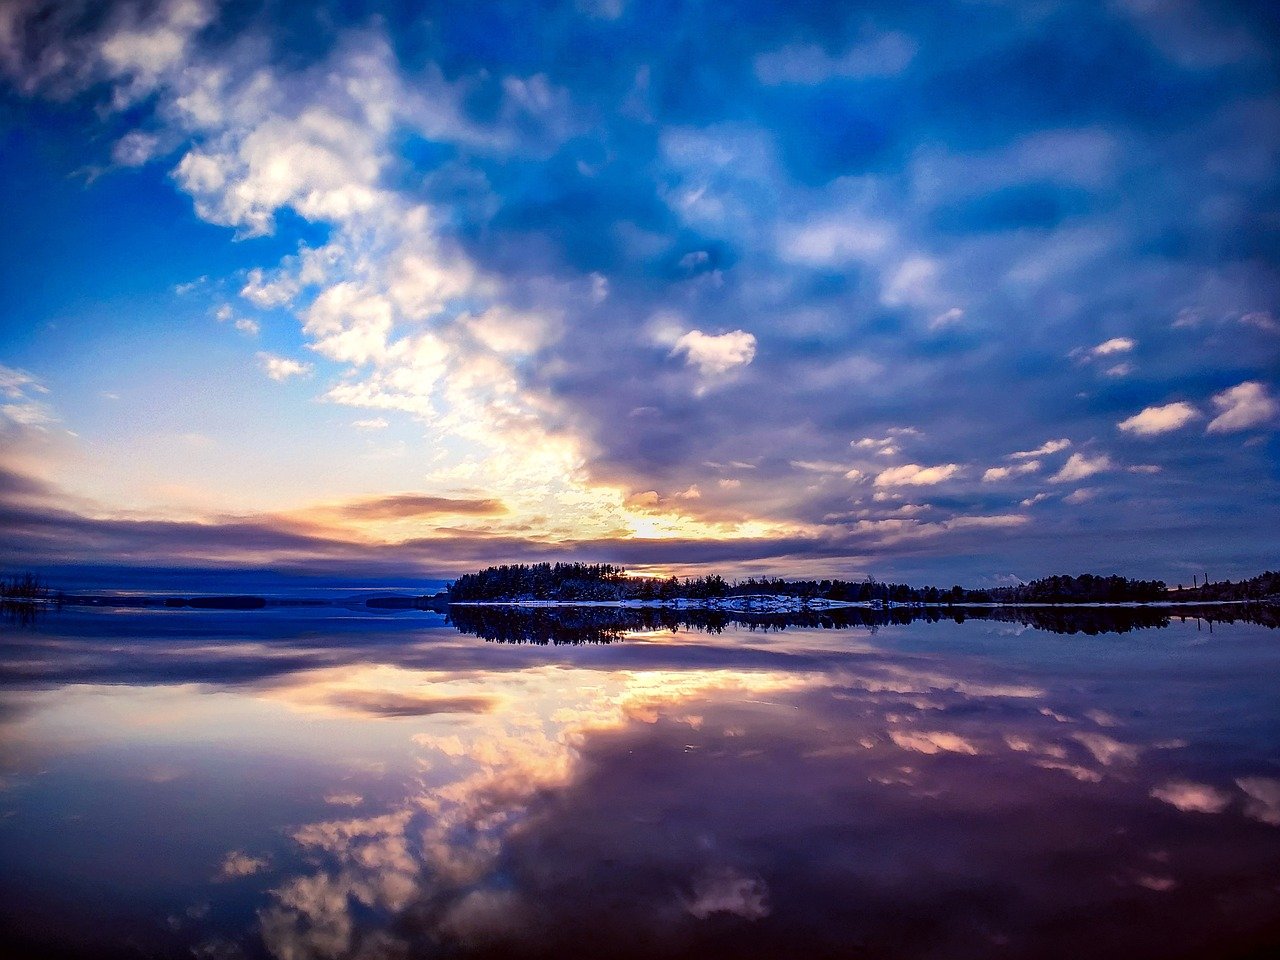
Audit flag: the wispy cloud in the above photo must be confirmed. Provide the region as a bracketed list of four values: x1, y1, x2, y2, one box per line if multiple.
[0, 363, 57, 431]
[982, 461, 1040, 482]
[1008, 440, 1070, 460]
[1049, 453, 1114, 484]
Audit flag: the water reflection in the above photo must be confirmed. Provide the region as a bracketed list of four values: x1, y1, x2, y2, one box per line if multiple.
[2, 606, 1279, 958]
[447, 601, 1280, 643]
[0, 598, 42, 628]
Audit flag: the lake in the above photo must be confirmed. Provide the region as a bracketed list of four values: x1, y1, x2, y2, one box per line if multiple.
[2, 603, 1279, 959]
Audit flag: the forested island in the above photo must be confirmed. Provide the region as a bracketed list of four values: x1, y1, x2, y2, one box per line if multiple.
[448, 563, 1280, 607]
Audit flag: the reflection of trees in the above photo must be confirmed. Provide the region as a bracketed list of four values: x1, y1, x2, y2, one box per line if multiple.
[448, 603, 1279, 643]
[986, 607, 1171, 634]
[1, 572, 57, 628]
[987, 604, 1280, 633]
[0, 599, 40, 628]
[446, 605, 709, 644]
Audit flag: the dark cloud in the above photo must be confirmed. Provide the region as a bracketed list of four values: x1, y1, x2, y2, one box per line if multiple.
[0, 465, 48, 498]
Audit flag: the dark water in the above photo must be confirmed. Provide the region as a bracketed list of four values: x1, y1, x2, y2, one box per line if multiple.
[2, 604, 1279, 959]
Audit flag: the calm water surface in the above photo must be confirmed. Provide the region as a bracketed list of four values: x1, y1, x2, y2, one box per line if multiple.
[2, 605, 1279, 959]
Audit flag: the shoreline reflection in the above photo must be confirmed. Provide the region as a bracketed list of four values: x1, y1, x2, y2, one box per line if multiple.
[447, 602, 1280, 644]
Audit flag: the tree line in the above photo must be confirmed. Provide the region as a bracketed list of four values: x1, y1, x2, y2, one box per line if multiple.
[444, 563, 1254, 605]
[1168, 570, 1280, 602]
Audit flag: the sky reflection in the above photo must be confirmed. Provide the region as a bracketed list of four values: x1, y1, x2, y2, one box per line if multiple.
[2, 608, 1279, 958]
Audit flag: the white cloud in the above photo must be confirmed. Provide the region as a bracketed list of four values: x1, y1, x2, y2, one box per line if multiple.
[353, 417, 389, 430]
[175, 105, 387, 236]
[1008, 438, 1070, 460]
[1150, 781, 1231, 814]
[257, 352, 313, 381]
[303, 282, 396, 365]
[670, 329, 757, 378]
[234, 318, 260, 336]
[1072, 732, 1140, 765]
[1049, 452, 1114, 484]
[1117, 401, 1200, 436]
[778, 217, 891, 267]
[219, 850, 268, 878]
[874, 463, 961, 487]
[982, 460, 1040, 482]
[1087, 337, 1136, 357]
[111, 129, 163, 166]
[324, 792, 363, 807]
[99, 0, 216, 101]
[241, 268, 297, 308]
[889, 730, 979, 755]
[1206, 380, 1278, 433]
[1064, 487, 1098, 504]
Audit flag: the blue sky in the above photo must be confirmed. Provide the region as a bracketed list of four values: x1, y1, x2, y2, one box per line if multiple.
[0, 0, 1277, 586]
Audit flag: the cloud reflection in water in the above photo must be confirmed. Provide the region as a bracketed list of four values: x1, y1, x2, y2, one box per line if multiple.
[1, 607, 1279, 958]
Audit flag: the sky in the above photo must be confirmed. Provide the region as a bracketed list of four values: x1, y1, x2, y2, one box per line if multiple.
[0, 0, 1277, 587]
